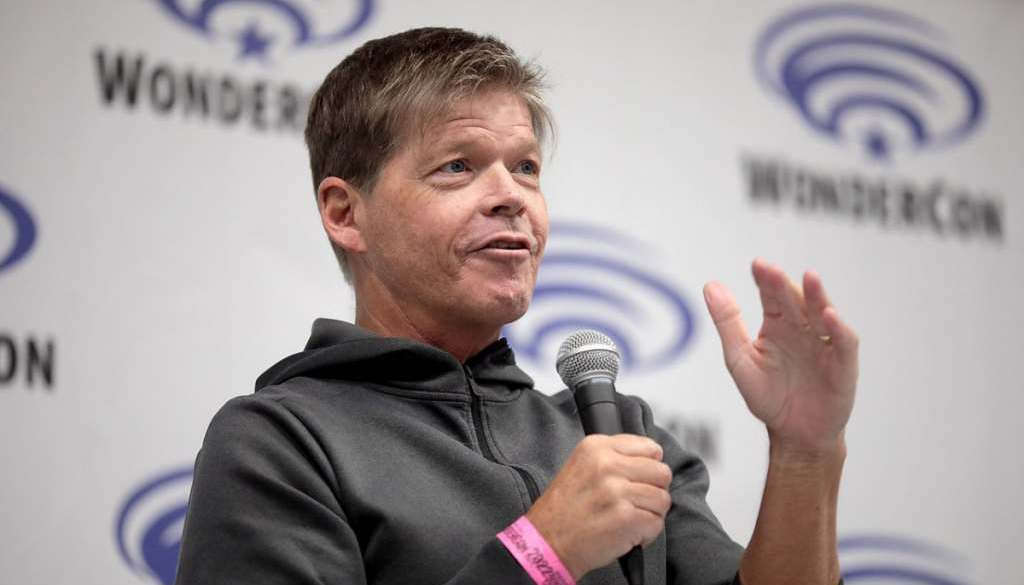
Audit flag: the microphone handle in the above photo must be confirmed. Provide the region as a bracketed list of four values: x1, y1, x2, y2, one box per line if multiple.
[573, 378, 644, 585]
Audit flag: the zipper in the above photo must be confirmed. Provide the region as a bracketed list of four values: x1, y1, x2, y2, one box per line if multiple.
[464, 365, 541, 502]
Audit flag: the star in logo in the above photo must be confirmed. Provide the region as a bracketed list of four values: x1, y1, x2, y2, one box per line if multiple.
[236, 22, 273, 60]
[865, 129, 891, 160]
[153, 0, 376, 65]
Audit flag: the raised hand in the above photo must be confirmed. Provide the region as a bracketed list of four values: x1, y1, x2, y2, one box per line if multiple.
[703, 259, 858, 453]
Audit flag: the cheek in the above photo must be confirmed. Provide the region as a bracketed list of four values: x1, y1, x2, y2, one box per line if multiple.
[533, 229, 549, 262]
[428, 204, 477, 250]
[410, 212, 468, 278]
[532, 197, 549, 244]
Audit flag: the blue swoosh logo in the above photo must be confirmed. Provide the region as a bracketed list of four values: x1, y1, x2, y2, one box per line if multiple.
[754, 3, 984, 160]
[839, 533, 973, 585]
[155, 0, 373, 57]
[0, 185, 37, 274]
[505, 221, 695, 374]
[115, 467, 194, 585]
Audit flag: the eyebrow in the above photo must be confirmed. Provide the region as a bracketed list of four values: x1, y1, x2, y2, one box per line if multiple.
[428, 132, 541, 159]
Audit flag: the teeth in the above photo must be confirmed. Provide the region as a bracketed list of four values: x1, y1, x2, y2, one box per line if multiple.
[489, 241, 524, 249]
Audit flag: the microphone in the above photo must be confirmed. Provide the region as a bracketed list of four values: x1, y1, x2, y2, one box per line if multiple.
[556, 330, 644, 585]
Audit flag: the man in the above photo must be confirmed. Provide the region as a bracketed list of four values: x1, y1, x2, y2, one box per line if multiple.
[175, 28, 857, 585]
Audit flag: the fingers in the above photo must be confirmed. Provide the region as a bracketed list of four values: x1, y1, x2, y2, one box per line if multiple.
[623, 484, 671, 548]
[822, 305, 860, 364]
[627, 482, 673, 517]
[804, 271, 859, 361]
[751, 258, 806, 327]
[802, 270, 833, 338]
[581, 435, 672, 487]
[716, 261, 857, 361]
[617, 454, 673, 489]
[703, 280, 751, 371]
[606, 434, 663, 460]
[532, 435, 673, 574]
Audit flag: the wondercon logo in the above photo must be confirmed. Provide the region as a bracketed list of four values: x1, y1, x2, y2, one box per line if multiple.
[754, 3, 984, 161]
[505, 222, 696, 378]
[115, 467, 194, 585]
[839, 534, 973, 584]
[0, 184, 37, 275]
[154, 0, 373, 61]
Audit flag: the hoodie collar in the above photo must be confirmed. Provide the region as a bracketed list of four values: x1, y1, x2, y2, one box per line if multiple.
[255, 319, 534, 397]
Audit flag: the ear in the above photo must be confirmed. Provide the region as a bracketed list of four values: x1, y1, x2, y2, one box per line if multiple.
[317, 176, 368, 254]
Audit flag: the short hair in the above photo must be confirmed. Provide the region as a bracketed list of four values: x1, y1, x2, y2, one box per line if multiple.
[304, 27, 553, 281]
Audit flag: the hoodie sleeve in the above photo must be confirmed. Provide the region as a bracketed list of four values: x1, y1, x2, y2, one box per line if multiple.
[174, 395, 536, 585]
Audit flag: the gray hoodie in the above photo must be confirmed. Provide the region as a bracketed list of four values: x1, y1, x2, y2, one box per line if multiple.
[174, 319, 743, 585]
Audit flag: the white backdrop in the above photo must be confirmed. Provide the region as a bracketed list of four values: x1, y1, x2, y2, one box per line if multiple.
[2, 1, 1021, 584]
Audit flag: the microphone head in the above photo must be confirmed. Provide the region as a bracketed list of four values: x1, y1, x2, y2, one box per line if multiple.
[556, 330, 621, 388]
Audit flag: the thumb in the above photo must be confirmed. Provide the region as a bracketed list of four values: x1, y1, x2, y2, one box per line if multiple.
[703, 281, 751, 372]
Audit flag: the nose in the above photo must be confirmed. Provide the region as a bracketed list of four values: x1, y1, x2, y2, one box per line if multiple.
[482, 166, 528, 218]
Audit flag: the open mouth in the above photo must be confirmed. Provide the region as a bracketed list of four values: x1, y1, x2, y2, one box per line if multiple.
[475, 233, 532, 253]
[472, 234, 533, 260]
[483, 240, 528, 250]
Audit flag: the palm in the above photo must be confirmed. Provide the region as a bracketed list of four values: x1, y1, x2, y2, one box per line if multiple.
[704, 260, 858, 452]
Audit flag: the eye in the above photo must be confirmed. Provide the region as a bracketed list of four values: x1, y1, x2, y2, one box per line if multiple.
[439, 159, 468, 173]
[516, 160, 539, 175]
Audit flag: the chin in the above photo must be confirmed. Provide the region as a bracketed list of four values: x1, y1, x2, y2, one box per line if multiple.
[472, 283, 533, 327]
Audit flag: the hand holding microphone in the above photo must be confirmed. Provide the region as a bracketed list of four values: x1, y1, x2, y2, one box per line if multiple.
[525, 331, 668, 584]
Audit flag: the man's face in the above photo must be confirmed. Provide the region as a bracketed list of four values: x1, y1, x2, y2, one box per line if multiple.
[358, 89, 549, 332]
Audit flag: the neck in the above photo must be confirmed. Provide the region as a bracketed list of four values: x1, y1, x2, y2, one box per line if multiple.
[353, 282, 501, 364]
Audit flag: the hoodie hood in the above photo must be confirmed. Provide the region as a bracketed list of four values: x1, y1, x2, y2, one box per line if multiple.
[255, 319, 535, 396]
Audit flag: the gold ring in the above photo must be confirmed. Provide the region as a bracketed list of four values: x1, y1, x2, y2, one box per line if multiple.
[818, 335, 833, 345]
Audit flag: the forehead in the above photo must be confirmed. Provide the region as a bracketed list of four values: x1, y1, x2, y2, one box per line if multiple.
[404, 90, 539, 154]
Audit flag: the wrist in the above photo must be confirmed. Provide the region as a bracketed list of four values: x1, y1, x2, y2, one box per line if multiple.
[766, 434, 846, 488]
[767, 432, 846, 466]
[498, 515, 577, 585]
[524, 510, 581, 580]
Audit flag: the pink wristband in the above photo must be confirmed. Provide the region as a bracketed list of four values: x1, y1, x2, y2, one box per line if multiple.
[497, 515, 576, 585]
